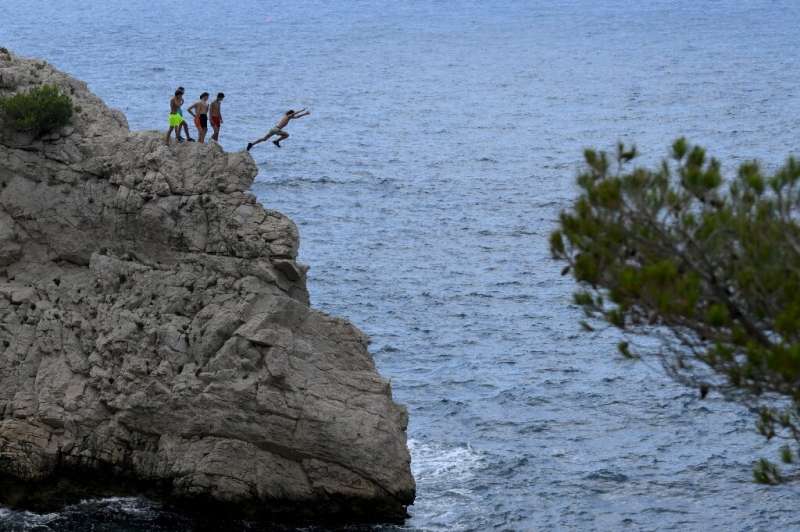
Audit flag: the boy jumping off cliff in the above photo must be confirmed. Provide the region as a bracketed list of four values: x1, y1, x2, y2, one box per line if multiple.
[246, 108, 310, 151]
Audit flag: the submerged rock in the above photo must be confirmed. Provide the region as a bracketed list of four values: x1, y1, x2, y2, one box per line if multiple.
[0, 49, 414, 524]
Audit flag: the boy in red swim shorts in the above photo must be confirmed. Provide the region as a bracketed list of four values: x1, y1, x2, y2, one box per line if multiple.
[209, 93, 224, 142]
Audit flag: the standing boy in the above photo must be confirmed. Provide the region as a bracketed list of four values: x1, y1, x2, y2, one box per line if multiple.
[188, 92, 210, 143]
[247, 108, 310, 151]
[165, 89, 184, 145]
[209, 93, 224, 142]
[174, 86, 194, 142]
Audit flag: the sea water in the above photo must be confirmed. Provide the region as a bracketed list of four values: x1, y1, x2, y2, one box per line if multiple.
[2, 1, 800, 530]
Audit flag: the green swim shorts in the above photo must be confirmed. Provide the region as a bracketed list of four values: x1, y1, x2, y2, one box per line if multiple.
[168, 113, 182, 127]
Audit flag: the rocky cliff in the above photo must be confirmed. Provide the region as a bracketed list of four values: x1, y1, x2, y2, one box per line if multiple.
[0, 48, 414, 524]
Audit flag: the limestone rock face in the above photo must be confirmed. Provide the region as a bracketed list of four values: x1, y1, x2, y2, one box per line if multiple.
[0, 48, 414, 523]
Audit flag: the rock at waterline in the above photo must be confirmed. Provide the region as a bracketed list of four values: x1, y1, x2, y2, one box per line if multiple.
[0, 48, 414, 524]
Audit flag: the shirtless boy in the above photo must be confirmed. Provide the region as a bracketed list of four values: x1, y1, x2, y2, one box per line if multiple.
[174, 86, 194, 142]
[247, 108, 310, 151]
[209, 93, 224, 142]
[165, 89, 184, 145]
[187, 92, 210, 143]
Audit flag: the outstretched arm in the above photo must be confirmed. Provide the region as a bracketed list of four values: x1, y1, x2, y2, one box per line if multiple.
[292, 109, 311, 119]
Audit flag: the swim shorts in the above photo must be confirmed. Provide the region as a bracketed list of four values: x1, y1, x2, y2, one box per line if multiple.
[210, 115, 221, 128]
[194, 114, 208, 130]
[169, 113, 182, 127]
[268, 127, 285, 136]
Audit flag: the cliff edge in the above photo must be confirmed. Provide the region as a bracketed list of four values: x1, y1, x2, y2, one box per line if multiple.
[0, 48, 414, 523]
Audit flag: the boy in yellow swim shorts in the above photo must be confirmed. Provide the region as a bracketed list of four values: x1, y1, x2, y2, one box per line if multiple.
[165, 88, 195, 145]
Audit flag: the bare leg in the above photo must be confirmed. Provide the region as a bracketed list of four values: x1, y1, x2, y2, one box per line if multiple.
[198, 127, 207, 143]
[247, 132, 274, 151]
[181, 121, 194, 141]
[165, 126, 175, 145]
[273, 131, 289, 147]
[211, 124, 220, 141]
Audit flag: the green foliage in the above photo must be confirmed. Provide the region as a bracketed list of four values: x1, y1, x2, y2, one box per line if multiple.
[553, 139, 800, 482]
[754, 458, 782, 484]
[0, 84, 73, 137]
[780, 445, 793, 464]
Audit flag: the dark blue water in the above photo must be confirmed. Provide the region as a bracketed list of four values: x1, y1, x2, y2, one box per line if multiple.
[3, 1, 800, 530]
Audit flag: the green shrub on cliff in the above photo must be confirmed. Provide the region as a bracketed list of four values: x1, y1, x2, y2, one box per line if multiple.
[0, 84, 72, 137]
[551, 139, 800, 483]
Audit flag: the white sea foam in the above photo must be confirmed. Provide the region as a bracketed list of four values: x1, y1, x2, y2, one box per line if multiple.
[408, 439, 484, 483]
[406, 439, 487, 531]
[71, 496, 154, 516]
[0, 507, 59, 528]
